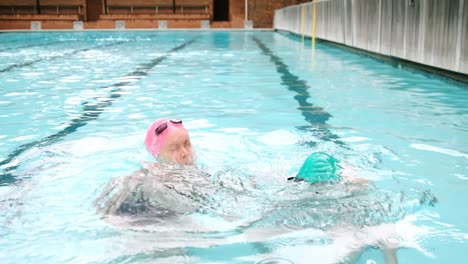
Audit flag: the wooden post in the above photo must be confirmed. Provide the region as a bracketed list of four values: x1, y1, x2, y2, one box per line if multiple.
[245, 0, 248, 20]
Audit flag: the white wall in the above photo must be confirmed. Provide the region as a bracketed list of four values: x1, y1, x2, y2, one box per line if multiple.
[274, 0, 468, 75]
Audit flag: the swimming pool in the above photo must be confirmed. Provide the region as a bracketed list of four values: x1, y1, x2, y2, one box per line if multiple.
[0, 31, 467, 263]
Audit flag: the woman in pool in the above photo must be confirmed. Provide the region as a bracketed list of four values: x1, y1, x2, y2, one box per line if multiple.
[144, 118, 195, 166]
[95, 118, 210, 216]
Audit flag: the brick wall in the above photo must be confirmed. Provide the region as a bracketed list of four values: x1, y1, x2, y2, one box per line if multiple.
[248, 0, 311, 28]
[0, 0, 312, 29]
[229, 0, 245, 28]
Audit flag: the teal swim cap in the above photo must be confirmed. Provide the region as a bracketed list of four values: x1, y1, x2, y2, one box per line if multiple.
[295, 152, 341, 184]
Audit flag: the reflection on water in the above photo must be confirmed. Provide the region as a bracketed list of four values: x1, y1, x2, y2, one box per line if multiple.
[91, 161, 437, 264]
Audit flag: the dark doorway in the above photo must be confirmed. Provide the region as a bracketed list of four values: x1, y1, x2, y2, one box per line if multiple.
[213, 0, 229, 21]
[86, 0, 102, 21]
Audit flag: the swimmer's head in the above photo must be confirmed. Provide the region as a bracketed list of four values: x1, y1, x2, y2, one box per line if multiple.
[295, 152, 341, 184]
[144, 119, 194, 165]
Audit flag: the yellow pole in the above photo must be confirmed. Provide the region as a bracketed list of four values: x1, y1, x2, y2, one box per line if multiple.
[310, 2, 317, 70]
[312, 2, 317, 50]
[301, 5, 305, 44]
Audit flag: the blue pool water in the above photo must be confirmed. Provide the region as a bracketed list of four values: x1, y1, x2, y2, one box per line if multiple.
[0, 31, 467, 263]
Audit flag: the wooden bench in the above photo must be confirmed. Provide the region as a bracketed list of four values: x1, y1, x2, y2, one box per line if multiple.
[99, 13, 210, 20]
[107, 5, 174, 14]
[0, 0, 84, 16]
[106, 0, 208, 14]
[0, 14, 81, 21]
[176, 0, 209, 13]
[106, 0, 171, 14]
[40, 0, 84, 15]
[176, 5, 208, 14]
[0, 0, 37, 14]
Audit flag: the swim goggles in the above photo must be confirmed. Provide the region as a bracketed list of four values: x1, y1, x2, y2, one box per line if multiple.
[154, 119, 183, 135]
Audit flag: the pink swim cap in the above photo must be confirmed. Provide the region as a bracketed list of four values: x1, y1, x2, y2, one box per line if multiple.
[144, 119, 187, 157]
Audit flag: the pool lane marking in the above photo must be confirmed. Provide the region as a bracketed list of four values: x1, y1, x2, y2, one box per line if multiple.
[0, 41, 129, 74]
[0, 38, 198, 186]
[252, 37, 342, 145]
[0, 40, 68, 53]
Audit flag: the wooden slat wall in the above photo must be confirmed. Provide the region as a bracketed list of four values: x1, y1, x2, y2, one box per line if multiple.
[0, 0, 36, 6]
[106, 0, 173, 6]
[41, 0, 85, 5]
